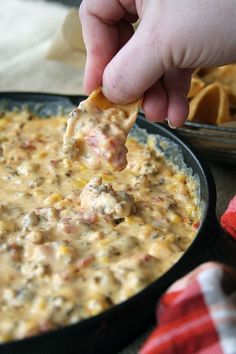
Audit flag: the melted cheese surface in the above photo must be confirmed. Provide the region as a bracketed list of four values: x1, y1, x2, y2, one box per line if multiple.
[0, 110, 200, 342]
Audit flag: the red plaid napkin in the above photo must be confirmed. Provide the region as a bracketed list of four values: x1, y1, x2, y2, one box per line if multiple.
[221, 195, 236, 240]
[140, 262, 236, 354]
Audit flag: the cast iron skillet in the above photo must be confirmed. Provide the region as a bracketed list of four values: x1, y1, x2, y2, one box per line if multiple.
[0, 92, 224, 354]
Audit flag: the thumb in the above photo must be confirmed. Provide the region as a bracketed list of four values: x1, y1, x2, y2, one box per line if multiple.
[102, 22, 166, 103]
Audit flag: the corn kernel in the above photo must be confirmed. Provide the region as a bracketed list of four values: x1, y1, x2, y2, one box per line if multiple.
[99, 256, 110, 264]
[185, 205, 196, 217]
[175, 173, 186, 183]
[140, 224, 155, 238]
[44, 193, 62, 205]
[0, 119, 9, 130]
[0, 220, 7, 235]
[98, 238, 110, 247]
[126, 216, 144, 224]
[37, 298, 46, 311]
[169, 213, 182, 224]
[0, 220, 15, 235]
[73, 178, 88, 189]
[78, 163, 87, 171]
[169, 185, 177, 193]
[31, 298, 47, 314]
[58, 245, 71, 256]
[32, 189, 44, 198]
[0, 334, 12, 342]
[147, 136, 156, 150]
[164, 169, 173, 177]
[37, 151, 48, 158]
[149, 240, 170, 258]
[100, 173, 115, 182]
[166, 233, 175, 242]
[86, 297, 109, 316]
[55, 199, 72, 209]
[63, 158, 72, 170]
[58, 287, 76, 299]
[125, 289, 136, 297]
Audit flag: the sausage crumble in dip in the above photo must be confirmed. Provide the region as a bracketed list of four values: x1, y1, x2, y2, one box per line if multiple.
[0, 104, 200, 343]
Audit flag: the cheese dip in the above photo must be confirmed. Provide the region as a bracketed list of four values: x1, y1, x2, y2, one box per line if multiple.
[0, 110, 200, 342]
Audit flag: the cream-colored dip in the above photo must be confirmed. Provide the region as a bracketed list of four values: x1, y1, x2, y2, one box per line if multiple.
[0, 109, 200, 343]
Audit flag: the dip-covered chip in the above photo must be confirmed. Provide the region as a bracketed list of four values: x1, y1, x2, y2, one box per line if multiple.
[63, 87, 142, 171]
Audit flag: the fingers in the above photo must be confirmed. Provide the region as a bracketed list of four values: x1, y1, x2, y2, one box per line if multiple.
[143, 82, 168, 122]
[163, 68, 193, 127]
[80, 1, 192, 127]
[142, 68, 192, 127]
[79, 0, 137, 94]
[102, 22, 166, 103]
[83, 20, 134, 94]
[166, 93, 189, 128]
[80, 11, 120, 93]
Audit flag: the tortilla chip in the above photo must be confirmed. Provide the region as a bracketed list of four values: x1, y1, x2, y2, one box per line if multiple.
[199, 65, 236, 107]
[223, 85, 236, 107]
[188, 77, 205, 99]
[87, 87, 142, 134]
[188, 83, 230, 125]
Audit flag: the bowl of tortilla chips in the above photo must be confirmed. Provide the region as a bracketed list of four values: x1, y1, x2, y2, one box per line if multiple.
[177, 64, 236, 164]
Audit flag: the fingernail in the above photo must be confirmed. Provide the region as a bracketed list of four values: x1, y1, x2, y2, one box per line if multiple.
[166, 117, 177, 129]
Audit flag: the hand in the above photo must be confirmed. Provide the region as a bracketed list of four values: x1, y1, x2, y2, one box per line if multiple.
[79, 0, 236, 127]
